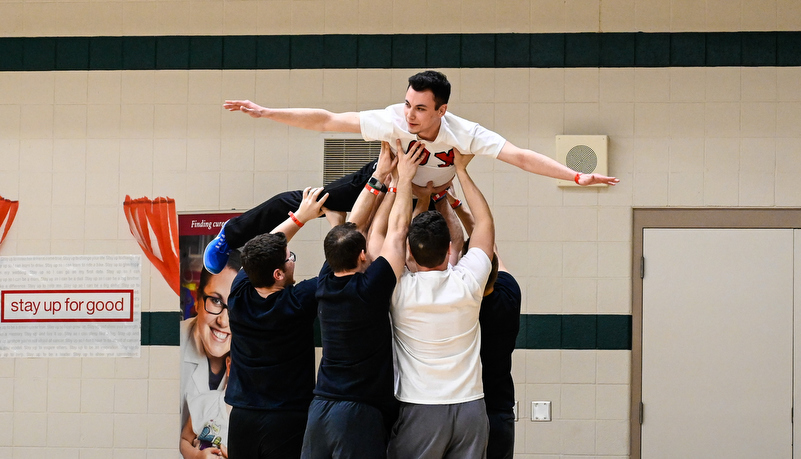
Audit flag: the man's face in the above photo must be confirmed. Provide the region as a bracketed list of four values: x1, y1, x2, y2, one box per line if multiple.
[403, 87, 446, 140]
[196, 266, 236, 359]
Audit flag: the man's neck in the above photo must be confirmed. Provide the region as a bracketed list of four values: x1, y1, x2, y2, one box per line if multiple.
[415, 260, 449, 272]
[254, 285, 283, 298]
[417, 120, 442, 142]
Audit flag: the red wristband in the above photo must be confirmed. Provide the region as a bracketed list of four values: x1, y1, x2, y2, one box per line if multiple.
[574, 173, 582, 185]
[288, 211, 304, 227]
[450, 199, 462, 209]
[388, 187, 397, 193]
[432, 191, 448, 202]
[365, 183, 381, 195]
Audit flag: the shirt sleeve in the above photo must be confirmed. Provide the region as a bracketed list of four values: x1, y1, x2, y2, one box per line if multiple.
[454, 247, 493, 297]
[362, 257, 397, 304]
[360, 107, 396, 142]
[468, 124, 506, 159]
[227, 269, 249, 311]
[293, 277, 320, 319]
[493, 272, 522, 310]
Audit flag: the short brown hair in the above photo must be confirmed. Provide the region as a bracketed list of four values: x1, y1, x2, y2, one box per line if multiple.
[323, 223, 366, 272]
[241, 233, 288, 288]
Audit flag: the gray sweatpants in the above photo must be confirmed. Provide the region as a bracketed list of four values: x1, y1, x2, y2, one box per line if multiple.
[387, 399, 489, 459]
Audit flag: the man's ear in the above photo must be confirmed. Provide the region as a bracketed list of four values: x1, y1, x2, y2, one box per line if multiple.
[273, 268, 284, 283]
[437, 103, 448, 117]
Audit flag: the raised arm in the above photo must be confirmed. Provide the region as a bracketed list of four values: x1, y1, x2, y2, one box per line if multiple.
[434, 196, 464, 267]
[454, 148, 494, 260]
[497, 141, 619, 186]
[366, 157, 399, 259]
[271, 187, 329, 241]
[223, 100, 361, 133]
[381, 140, 426, 279]
[365, 180, 396, 260]
[347, 141, 397, 232]
[446, 188, 475, 237]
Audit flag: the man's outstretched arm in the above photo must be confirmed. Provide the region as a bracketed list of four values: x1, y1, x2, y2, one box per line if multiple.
[497, 141, 619, 186]
[223, 100, 361, 133]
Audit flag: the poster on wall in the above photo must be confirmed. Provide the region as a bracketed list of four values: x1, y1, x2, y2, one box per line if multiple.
[178, 212, 240, 454]
[0, 255, 141, 357]
[178, 212, 241, 320]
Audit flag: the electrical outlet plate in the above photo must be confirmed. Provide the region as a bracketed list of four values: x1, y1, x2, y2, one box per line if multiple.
[513, 400, 519, 421]
[531, 401, 552, 421]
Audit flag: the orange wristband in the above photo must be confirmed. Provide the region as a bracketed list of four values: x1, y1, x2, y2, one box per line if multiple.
[574, 173, 582, 185]
[388, 187, 397, 193]
[288, 211, 304, 227]
[365, 183, 381, 195]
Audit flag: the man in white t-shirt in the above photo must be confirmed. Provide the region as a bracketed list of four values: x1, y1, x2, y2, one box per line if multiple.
[383, 146, 495, 459]
[224, 70, 619, 189]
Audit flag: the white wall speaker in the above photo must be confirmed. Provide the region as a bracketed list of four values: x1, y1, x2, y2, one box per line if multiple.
[556, 135, 609, 187]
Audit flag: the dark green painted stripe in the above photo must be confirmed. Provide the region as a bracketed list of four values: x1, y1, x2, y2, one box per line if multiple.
[141, 311, 181, 346]
[144, 312, 631, 350]
[520, 314, 632, 350]
[1, 32, 799, 71]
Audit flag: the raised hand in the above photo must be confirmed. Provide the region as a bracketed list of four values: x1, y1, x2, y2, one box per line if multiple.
[452, 147, 473, 171]
[294, 187, 330, 223]
[397, 139, 426, 182]
[376, 141, 398, 184]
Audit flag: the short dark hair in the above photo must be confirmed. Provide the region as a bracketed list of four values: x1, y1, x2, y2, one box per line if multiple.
[408, 211, 450, 268]
[408, 70, 451, 109]
[323, 222, 366, 273]
[463, 237, 499, 294]
[241, 233, 288, 288]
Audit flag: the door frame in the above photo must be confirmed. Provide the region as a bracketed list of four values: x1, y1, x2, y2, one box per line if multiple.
[631, 208, 801, 459]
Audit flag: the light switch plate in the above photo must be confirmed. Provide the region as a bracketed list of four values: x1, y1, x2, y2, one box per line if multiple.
[531, 401, 551, 421]
[513, 400, 519, 421]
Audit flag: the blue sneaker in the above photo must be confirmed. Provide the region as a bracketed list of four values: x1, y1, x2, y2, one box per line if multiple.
[203, 223, 230, 274]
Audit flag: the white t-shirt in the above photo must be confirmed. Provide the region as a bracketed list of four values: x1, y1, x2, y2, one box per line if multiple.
[360, 104, 506, 187]
[390, 247, 492, 404]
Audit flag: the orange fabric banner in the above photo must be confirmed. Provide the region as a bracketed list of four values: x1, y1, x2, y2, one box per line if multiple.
[0, 196, 19, 245]
[123, 195, 180, 296]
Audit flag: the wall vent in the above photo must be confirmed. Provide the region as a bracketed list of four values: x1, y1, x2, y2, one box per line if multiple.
[323, 136, 381, 185]
[556, 135, 609, 187]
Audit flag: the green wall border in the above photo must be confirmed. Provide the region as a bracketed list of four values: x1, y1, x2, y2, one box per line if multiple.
[148, 312, 632, 350]
[1, 32, 799, 71]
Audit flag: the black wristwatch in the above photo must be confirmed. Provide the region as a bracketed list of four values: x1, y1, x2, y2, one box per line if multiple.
[367, 176, 388, 193]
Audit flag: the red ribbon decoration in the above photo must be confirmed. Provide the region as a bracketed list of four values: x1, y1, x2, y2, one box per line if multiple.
[123, 195, 180, 296]
[0, 196, 19, 245]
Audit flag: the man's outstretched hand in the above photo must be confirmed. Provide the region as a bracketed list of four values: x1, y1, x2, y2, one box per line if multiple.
[223, 100, 265, 118]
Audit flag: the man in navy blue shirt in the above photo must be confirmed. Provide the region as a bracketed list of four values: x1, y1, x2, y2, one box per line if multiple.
[479, 253, 522, 459]
[225, 187, 329, 459]
[300, 140, 424, 459]
[454, 199, 522, 459]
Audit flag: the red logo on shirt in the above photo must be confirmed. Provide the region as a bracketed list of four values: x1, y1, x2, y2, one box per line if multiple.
[434, 149, 455, 167]
[407, 141, 454, 168]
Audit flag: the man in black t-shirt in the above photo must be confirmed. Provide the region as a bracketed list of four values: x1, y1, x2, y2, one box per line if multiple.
[225, 187, 329, 459]
[301, 140, 424, 459]
[479, 255, 522, 459]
